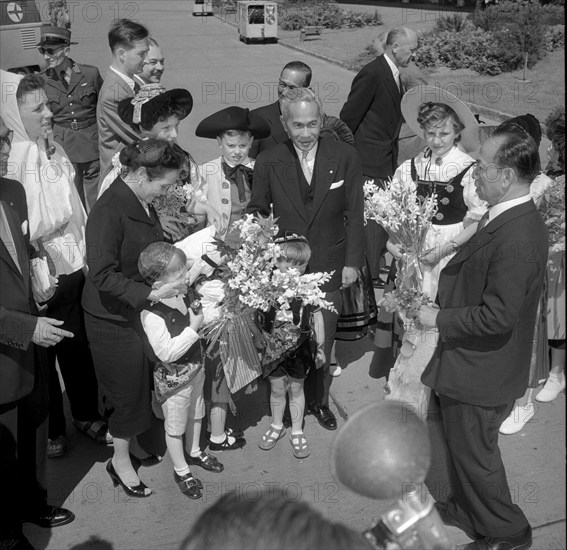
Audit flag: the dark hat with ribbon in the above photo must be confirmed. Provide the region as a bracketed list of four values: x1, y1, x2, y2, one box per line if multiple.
[37, 25, 77, 47]
[195, 106, 271, 139]
[118, 84, 193, 129]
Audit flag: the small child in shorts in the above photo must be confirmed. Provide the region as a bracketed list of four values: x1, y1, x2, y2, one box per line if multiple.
[138, 242, 224, 499]
[258, 234, 314, 459]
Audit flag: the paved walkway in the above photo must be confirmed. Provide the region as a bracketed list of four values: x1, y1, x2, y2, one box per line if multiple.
[21, 2, 566, 549]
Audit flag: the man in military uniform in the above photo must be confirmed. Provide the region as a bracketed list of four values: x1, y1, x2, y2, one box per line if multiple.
[39, 25, 103, 211]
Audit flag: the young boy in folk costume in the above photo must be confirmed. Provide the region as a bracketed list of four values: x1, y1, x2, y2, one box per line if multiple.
[195, 106, 270, 242]
[258, 235, 315, 459]
[138, 242, 223, 500]
[193, 107, 270, 451]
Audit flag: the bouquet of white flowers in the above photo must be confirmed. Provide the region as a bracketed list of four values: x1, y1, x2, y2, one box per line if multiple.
[202, 214, 334, 394]
[364, 179, 438, 315]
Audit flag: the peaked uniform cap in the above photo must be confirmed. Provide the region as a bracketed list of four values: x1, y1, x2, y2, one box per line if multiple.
[37, 25, 77, 46]
[195, 106, 271, 139]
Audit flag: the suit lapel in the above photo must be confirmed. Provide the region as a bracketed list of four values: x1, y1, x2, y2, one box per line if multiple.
[445, 200, 538, 267]
[277, 143, 309, 223]
[379, 56, 402, 116]
[309, 139, 337, 224]
[0, 203, 29, 295]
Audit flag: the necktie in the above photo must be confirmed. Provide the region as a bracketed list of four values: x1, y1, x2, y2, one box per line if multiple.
[133, 81, 141, 94]
[476, 210, 490, 233]
[301, 151, 312, 185]
[398, 73, 405, 95]
[222, 162, 253, 203]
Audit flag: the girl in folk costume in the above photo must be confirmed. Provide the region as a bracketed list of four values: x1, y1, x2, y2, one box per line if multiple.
[1, 70, 107, 456]
[97, 84, 222, 240]
[374, 86, 488, 417]
[195, 106, 270, 243]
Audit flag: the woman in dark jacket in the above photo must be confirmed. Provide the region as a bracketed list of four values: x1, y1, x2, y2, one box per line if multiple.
[82, 139, 186, 497]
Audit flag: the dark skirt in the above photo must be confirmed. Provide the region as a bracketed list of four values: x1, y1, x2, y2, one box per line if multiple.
[84, 313, 152, 439]
[335, 263, 378, 340]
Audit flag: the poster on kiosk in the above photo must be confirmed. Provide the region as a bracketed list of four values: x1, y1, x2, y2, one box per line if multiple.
[237, 1, 278, 44]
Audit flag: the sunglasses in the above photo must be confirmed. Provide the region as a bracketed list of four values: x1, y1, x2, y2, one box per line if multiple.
[0, 130, 14, 148]
[38, 46, 66, 55]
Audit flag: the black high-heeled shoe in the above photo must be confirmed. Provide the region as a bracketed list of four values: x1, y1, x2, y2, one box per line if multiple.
[129, 453, 162, 467]
[106, 460, 152, 498]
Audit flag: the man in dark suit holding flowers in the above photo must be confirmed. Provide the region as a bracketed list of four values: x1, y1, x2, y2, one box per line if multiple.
[417, 129, 548, 550]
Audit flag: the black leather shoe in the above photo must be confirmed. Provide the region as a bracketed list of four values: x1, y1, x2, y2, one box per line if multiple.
[311, 405, 337, 430]
[23, 505, 75, 528]
[174, 472, 202, 499]
[129, 453, 162, 467]
[187, 451, 224, 472]
[435, 501, 478, 540]
[458, 525, 532, 550]
[106, 460, 151, 498]
[208, 436, 246, 451]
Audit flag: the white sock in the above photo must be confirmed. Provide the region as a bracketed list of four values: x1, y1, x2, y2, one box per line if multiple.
[210, 434, 236, 445]
[174, 465, 191, 477]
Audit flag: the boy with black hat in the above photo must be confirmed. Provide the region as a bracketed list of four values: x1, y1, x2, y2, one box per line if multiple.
[39, 25, 103, 211]
[196, 106, 270, 242]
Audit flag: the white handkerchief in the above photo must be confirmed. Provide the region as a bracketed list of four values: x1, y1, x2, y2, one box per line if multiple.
[329, 180, 344, 190]
[21, 220, 28, 236]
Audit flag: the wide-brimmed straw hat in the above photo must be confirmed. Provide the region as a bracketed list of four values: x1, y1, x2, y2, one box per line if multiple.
[401, 85, 480, 154]
[195, 106, 271, 139]
[118, 84, 193, 128]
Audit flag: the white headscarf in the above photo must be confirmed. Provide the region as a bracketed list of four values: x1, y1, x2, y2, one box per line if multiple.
[1, 69, 86, 275]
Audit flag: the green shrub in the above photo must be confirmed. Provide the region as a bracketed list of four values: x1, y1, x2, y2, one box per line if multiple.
[434, 14, 474, 33]
[414, 29, 504, 76]
[279, 1, 382, 30]
[544, 25, 565, 52]
[542, 4, 566, 24]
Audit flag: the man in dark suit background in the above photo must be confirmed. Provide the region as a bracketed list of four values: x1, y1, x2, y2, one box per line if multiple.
[249, 61, 312, 159]
[0, 116, 75, 549]
[340, 27, 418, 283]
[97, 19, 149, 181]
[417, 130, 548, 550]
[247, 88, 364, 431]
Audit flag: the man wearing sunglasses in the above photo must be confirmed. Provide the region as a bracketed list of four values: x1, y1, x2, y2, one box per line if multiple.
[39, 25, 103, 212]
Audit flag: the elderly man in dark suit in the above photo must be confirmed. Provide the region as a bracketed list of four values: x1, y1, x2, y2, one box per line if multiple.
[0, 115, 75, 549]
[340, 27, 418, 283]
[97, 19, 149, 181]
[40, 25, 103, 212]
[247, 88, 364, 431]
[418, 129, 548, 550]
[249, 61, 312, 159]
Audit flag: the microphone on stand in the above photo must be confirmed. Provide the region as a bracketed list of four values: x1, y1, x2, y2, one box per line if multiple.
[331, 402, 454, 550]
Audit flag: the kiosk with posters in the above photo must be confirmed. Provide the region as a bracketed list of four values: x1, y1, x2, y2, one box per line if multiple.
[193, 0, 213, 16]
[237, 1, 277, 44]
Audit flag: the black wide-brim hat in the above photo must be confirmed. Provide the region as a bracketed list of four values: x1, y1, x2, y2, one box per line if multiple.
[37, 25, 77, 47]
[118, 87, 193, 128]
[196, 106, 271, 139]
